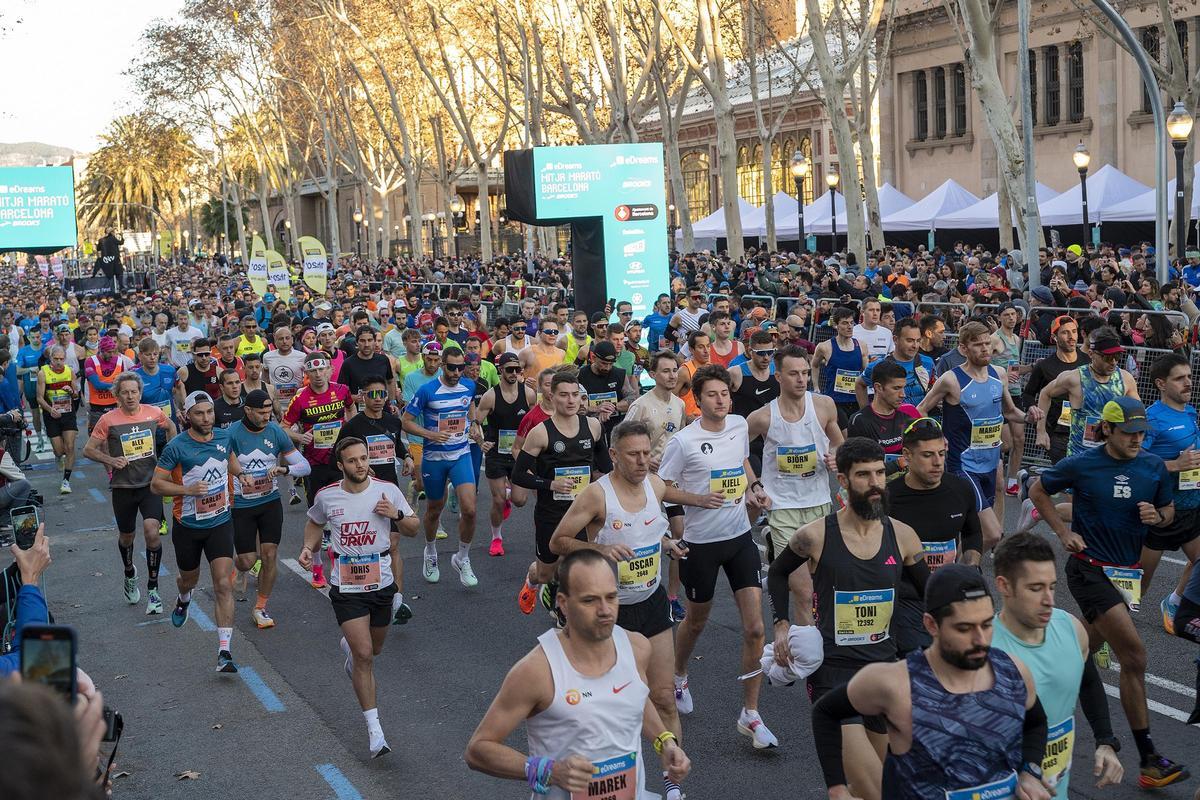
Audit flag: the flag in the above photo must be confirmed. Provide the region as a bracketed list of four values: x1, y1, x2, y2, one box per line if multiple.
[297, 236, 328, 295]
[50, 255, 64, 281]
[248, 234, 268, 296]
[265, 249, 290, 302]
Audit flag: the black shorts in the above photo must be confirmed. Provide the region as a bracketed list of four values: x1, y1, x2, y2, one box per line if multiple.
[329, 582, 397, 627]
[1065, 556, 1128, 623]
[484, 453, 515, 481]
[617, 585, 673, 639]
[679, 530, 760, 604]
[892, 597, 932, 657]
[1047, 430, 1069, 464]
[232, 502, 284, 555]
[111, 486, 163, 533]
[1144, 506, 1200, 552]
[835, 402, 858, 430]
[1173, 596, 1200, 644]
[305, 462, 341, 506]
[44, 412, 77, 438]
[88, 406, 113, 434]
[171, 519, 236, 572]
[534, 514, 584, 565]
[806, 662, 888, 734]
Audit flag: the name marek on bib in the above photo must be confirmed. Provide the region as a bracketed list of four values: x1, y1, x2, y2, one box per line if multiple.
[571, 752, 637, 800]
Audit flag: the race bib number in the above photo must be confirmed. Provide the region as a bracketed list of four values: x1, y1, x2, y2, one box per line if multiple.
[238, 469, 274, 500]
[51, 394, 72, 414]
[617, 543, 661, 591]
[1103, 566, 1143, 612]
[438, 411, 467, 439]
[337, 553, 382, 593]
[196, 481, 229, 521]
[709, 467, 747, 507]
[1082, 415, 1103, 448]
[553, 465, 591, 501]
[922, 540, 957, 571]
[833, 369, 858, 395]
[276, 382, 298, 403]
[571, 753, 637, 800]
[119, 429, 155, 460]
[969, 416, 1003, 450]
[151, 399, 172, 414]
[777, 444, 817, 477]
[1042, 717, 1075, 789]
[833, 588, 895, 646]
[1179, 468, 1200, 491]
[365, 434, 395, 465]
[1058, 403, 1072, 427]
[588, 390, 617, 410]
[312, 420, 341, 449]
[497, 428, 517, 456]
[945, 771, 1017, 800]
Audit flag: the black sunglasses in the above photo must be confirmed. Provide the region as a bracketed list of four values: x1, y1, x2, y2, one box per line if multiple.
[503, 366, 523, 374]
[442, 362, 464, 372]
[364, 389, 388, 399]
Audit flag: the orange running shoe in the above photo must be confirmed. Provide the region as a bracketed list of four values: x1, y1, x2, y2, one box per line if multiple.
[518, 580, 537, 615]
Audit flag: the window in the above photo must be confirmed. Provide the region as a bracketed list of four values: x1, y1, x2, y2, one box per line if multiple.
[1177, 20, 1189, 77]
[952, 63, 967, 135]
[934, 66, 947, 138]
[798, 137, 814, 204]
[774, 139, 793, 197]
[681, 151, 710, 219]
[735, 144, 765, 208]
[1044, 47, 1060, 126]
[1028, 51, 1038, 125]
[914, 71, 928, 141]
[1142, 27, 1159, 113]
[1067, 41, 1084, 122]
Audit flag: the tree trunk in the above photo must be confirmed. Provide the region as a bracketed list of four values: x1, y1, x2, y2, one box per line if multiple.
[829, 115, 867, 264]
[659, 92, 694, 253]
[713, 105, 743, 258]
[761, 142, 777, 252]
[477, 162, 494, 262]
[379, 187, 392, 260]
[857, 30, 885, 250]
[230, 178, 247, 265]
[405, 173, 424, 258]
[997, 176, 1014, 251]
[258, 171, 274, 251]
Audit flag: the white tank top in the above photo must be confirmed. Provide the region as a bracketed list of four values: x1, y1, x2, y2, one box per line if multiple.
[62, 343, 80, 377]
[761, 394, 832, 510]
[596, 475, 669, 603]
[505, 334, 530, 357]
[527, 627, 650, 800]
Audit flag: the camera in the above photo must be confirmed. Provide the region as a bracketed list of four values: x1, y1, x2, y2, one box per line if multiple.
[102, 707, 123, 743]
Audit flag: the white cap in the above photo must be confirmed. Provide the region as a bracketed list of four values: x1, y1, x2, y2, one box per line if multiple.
[183, 391, 213, 413]
[315, 322, 336, 334]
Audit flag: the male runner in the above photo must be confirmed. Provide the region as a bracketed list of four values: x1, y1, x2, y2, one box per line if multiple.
[240, 352, 272, 400]
[991, 302, 1029, 496]
[83, 335, 125, 434]
[1022, 314, 1080, 466]
[465, 550, 691, 799]
[525, 323, 567, 384]
[300, 437, 418, 758]
[37, 345, 79, 494]
[165, 312, 203, 368]
[177, 338, 220, 403]
[847, 360, 921, 468]
[558, 309, 592, 366]
[707, 310, 744, 367]
[401, 341, 442, 511]
[236, 315, 267, 357]
[676, 331, 711, 420]
[811, 306, 868, 425]
[768, 437, 929, 797]
[855, 318, 934, 410]
[666, 286, 708, 350]
[213, 333, 245, 380]
[212, 368, 245, 428]
[226, 390, 310, 627]
[474, 352, 534, 557]
[339, 326, 395, 406]
[1029, 396, 1188, 787]
[851, 298, 893, 363]
[82, 372, 176, 613]
[151, 391, 242, 673]
[263, 324, 306, 421]
[578, 340, 632, 444]
[659, 365, 776, 747]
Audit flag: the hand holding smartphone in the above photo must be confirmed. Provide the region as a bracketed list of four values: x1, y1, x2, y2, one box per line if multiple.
[20, 624, 77, 701]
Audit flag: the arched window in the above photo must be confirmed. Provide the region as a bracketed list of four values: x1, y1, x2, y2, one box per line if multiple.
[681, 150, 711, 219]
[797, 136, 814, 205]
[737, 144, 764, 207]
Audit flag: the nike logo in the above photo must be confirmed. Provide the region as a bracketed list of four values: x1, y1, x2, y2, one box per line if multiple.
[755, 388, 771, 395]
[644, 519, 655, 525]
[884, 555, 897, 565]
[613, 681, 633, 694]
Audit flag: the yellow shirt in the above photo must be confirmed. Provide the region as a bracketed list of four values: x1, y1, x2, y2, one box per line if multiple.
[236, 335, 267, 357]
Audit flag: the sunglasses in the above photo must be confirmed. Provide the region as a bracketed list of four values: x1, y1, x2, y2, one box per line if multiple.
[443, 362, 464, 372]
[752, 349, 775, 357]
[364, 389, 388, 400]
[618, 311, 632, 316]
[903, 416, 943, 436]
[542, 329, 559, 336]
[503, 366, 523, 374]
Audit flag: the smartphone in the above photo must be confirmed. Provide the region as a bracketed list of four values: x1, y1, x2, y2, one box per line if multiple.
[10, 505, 40, 550]
[20, 625, 77, 701]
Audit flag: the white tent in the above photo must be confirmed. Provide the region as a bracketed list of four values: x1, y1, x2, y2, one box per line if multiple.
[740, 191, 797, 238]
[775, 190, 845, 238]
[1035, 164, 1150, 226]
[1103, 163, 1200, 222]
[937, 182, 1061, 229]
[676, 196, 760, 240]
[808, 183, 916, 234]
[881, 179, 980, 231]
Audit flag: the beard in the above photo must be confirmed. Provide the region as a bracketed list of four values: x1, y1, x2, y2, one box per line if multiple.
[848, 485, 888, 520]
[939, 642, 990, 671]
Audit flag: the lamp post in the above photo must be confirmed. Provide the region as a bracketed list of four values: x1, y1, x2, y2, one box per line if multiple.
[667, 203, 677, 247]
[182, 229, 190, 260]
[790, 152, 810, 252]
[422, 212, 436, 256]
[352, 208, 363, 259]
[219, 231, 225, 260]
[1072, 142, 1091, 244]
[826, 167, 840, 251]
[283, 218, 291, 258]
[155, 232, 162, 268]
[377, 226, 383, 258]
[449, 195, 464, 256]
[1167, 101, 1194, 260]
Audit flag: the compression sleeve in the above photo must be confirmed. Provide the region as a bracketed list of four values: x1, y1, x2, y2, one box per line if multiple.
[592, 432, 613, 474]
[1078, 653, 1115, 741]
[1022, 695, 1049, 766]
[811, 683, 854, 788]
[283, 448, 312, 478]
[511, 449, 550, 491]
[903, 558, 932, 599]
[766, 545, 807, 624]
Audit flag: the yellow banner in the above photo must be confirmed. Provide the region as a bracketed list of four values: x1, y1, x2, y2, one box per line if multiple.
[265, 249, 290, 302]
[248, 234, 268, 297]
[298, 235, 328, 295]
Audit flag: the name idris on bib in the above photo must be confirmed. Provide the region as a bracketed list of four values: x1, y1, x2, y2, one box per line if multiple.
[617, 543, 661, 591]
[571, 752, 637, 800]
[710, 466, 747, 507]
[833, 588, 895, 646]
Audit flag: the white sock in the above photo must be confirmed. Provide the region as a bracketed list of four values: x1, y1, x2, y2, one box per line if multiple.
[424, 542, 437, 558]
[457, 542, 470, 559]
[363, 707, 383, 739]
[740, 707, 760, 722]
[1170, 591, 1182, 606]
[673, 674, 688, 688]
[391, 592, 405, 613]
[490, 524, 502, 539]
[218, 627, 232, 652]
[179, 590, 192, 603]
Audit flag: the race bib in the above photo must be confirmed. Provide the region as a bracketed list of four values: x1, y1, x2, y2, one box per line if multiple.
[571, 753, 637, 800]
[1179, 468, 1200, 491]
[497, 428, 517, 456]
[1103, 566, 1143, 612]
[833, 369, 858, 395]
[1042, 717, 1075, 789]
[337, 553, 382, 593]
[238, 469, 274, 500]
[709, 466, 747, 507]
[617, 543, 661, 591]
[922, 540, 957, 571]
[365, 434, 395, 465]
[969, 416, 1003, 450]
[51, 394, 72, 413]
[438, 411, 467, 439]
[312, 420, 341, 449]
[588, 390, 618, 410]
[1082, 415, 1103, 448]
[553, 465, 591, 501]
[195, 481, 229, 521]
[119, 428, 155, 460]
[151, 399, 172, 414]
[1058, 403, 1072, 427]
[777, 444, 817, 477]
[833, 588, 895, 646]
[276, 382, 298, 403]
[945, 771, 1017, 800]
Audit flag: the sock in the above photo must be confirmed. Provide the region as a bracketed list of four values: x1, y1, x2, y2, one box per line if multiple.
[1132, 727, 1156, 761]
[424, 542, 437, 558]
[63, 469, 72, 481]
[255, 594, 268, 610]
[391, 592, 405, 613]
[118, 542, 135, 577]
[673, 674, 688, 688]
[1170, 591, 1182, 606]
[179, 590, 192, 603]
[457, 542, 470, 559]
[363, 707, 384, 739]
[663, 772, 682, 800]
[146, 547, 162, 590]
[1031, 507, 1041, 521]
[218, 627, 232, 653]
[312, 547, 323, 567]
[668, 594, 678, 602]
[490, 524, 501, 539]
[740, 707, 760, 722]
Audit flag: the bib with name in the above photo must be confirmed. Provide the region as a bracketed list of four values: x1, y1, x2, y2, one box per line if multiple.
[777, 444, 817, 478]
[1103, 566, 1142, 611]
[1042, 717, 1075, 788]
[710, 466, 747, 506]
[239, 470, 274, 499]
[922, 540, 958, 571]
[312, 420, 341, 449]
[553, 465, 591, 501]
[337, 553, 382, 593]
[196, 481, 229, 521]
[366, 434, 395, 465]
[119, 429, 155, 460]
[833, 588, 895, 646]
[833, 369, 859, 395]
[571, 752, 637, 800]
[1180, 468, 1200, 491]
[969, 416, 1003, 450]
[617, 543, 661, 592]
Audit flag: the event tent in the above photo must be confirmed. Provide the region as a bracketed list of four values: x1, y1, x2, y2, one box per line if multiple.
[740, 191, 797, 238]
[774, 189, 845, 239]
[880, 179, 980, 231]
[1103, 163, 1200, 222]
[937, 182, 1061, 229]
[807, 183, 916, 234]
[1035, 163, 1150, 226]
[677, 196, 761, 240]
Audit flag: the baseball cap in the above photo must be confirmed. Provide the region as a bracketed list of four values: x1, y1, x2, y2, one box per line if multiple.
[315, 322, 336, 335]
[1031, 286, 1054, 303]
[592, 340, 617, 361]
[496, 352, 520, 367]
[316, 302, 333, 311]
[1050, 314, 1077, 334]
[421, 341, 443, 355]
[989, 266, 1007, 278]
[924, 563, 992, 615]
[55, 322, 70, 333]
[245, 389, 272, 409]
[183, 391, 213, 413]
[1100, 397, 1149, 433]
[1090, 329, 1124, 355]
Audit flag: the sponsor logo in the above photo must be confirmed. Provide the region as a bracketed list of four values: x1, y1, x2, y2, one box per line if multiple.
[565, 688, 592, 705]
[340, 520, 378, 547]
[613, 520, 624, 529]
[609, 154, 659, 167]
[700, 442, 713, 454]
[621, 178, 652, 189]
[612, 681, 633, 694]
[628, 261, 645, 274]
[553, 440, 566, 453]
[622, 228, 645, 236]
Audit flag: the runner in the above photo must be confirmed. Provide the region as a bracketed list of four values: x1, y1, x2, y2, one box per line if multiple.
[464, 549, 691, 799]
[165, 312, 203, 368]
[83, 335, 127, 434]
[578, 340, 632, 445]
[990, 302, 1029, 496]
[767, 437, 929, 796]
[36, 345, 80, 495]
[854, 318, 934, 410]
[676, 331, 711, 421]
[236, 315, 267, 357]
[512, 365, 557, 456]
[851, 298, 893, 363]
[659, 364, 777, 748]
[811, 306, 868, 426]
[240, 352, 272, 401]
[177, 337, 221, 401]
[525, 323, 568, 383]
[400, 341, 442, 513]
[809, 564, 1051, 800]
[492, 319, 532, 360]
[707, 310, 744, 368]
[299, 436, 418, 758]
[474, 352, 535, 557]
[339, 326, 396, 406]
[847, 360, 921, 470]
[226, 389, 310, 628]
[1028, 396, 1188, 787]
[558, 309, 592, 366]
[151, 391, 242, 674]
[212, 368, 245, 428]
[262, 325, 306, 421]
[82, 372, 176, 614]
[1022, 314, 1080, 466]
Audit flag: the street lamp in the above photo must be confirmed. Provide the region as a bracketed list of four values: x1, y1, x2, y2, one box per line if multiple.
[826, 167, 840, 251]
[1167, 101, 1194, 260]
[667, 203, 677, 246]
[352, 208, 363, 259]
[377, 226, 383, 258]
[1072, 141, 1091, 243]
[790, 152, 810, 252]
[423, 212, 436, 256]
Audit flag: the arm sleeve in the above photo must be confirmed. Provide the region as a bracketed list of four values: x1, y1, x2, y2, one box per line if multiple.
[511, 448, 550, 491]
[903, 558, 932, 598]
[1021, 362, 1045, 407]
[811, 683, 854, 788]
[283, 448, 312, 478]
[1022, 695, 1049, 766]
[766, 545, 807, 623]
[1077, 652, 1115, 741]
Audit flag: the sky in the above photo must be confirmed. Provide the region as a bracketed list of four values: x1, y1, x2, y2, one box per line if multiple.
[0, 0, 184, 153]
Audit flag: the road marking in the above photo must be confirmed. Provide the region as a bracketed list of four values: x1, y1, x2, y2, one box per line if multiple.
[314, 764, 364, 800]
[137, 618, 169, 627]
[1108, 663, 1196, 699]
[187, 600, 217, 632]
[88, 487, 105, 503]
[1162, 554, 1188, 566]
[283, 558, 329, 598]
[237, 666, 286, 712]
[1103, 683, 1193, 723]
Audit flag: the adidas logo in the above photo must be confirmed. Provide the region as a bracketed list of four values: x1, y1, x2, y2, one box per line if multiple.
[884, 555, 897, 565]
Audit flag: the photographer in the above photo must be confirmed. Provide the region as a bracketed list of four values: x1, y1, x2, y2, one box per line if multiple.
[0, 524, 51, 675]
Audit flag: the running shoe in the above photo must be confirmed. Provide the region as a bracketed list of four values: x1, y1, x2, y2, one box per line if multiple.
[123, 568, 140, 605]
[737, 710, 779, 749]
[435, 525, 449, 540]
[1093, 641, 1112, 670]
[670, 597, 687, 623]
[59, 479, 71, 495]
[674, 676, 693, 715]
[663, 772, 683, 800]
[417, 490, 427, 501]
[252, 608, 275, 629]
[518, 580, 537, 615]
[1162, 594, 1180, 636]
[289, 488, 302, 506]
[1005, 477, 1019, 496]
[451, 553, 478, 587]
[369, 736, 391, 759]
[489, 537, 505, 557]
[1017, 468, 1030, 505]
[1015, 498, 1040, 535]
[311, 563, 327, 589]
[250, 559, 262, 578]
[171, 598, 190, 628]
[340, 636, 353, 679]
[423, 552, 440, 583]
[145, 588, 163, 615]
[502, 498, 512, 520]
[159, 518, 168, 536]
[539, 582, 556, 614]
[448, 492, 459, 514]
[392, 602, 413, 625]
[1139, 755, 1188, 789]
[216, 650, 238, 674]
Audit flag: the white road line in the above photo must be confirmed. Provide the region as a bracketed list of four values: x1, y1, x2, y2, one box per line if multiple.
[1108, 662, 1196, 699]
[1161, 554, 1188, 566]
[1103, 683, 1193, 723]
[282, 557, 329, 598]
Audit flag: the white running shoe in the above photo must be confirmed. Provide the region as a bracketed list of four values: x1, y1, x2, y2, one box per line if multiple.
[1016, 498, 1039, 534]
[737, 709, 779, 749]
[423, 551, 440, 583]
[369, 732, 391, 759]
[673, 675, 693, 715]
[451, 553, 478, 587]
[340, 636, 353, 679]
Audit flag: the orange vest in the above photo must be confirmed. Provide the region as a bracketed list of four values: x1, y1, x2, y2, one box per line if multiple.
[88, 356, 123, 406]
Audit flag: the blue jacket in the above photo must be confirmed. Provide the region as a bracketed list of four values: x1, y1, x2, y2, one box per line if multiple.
[0, 584, 50, 675]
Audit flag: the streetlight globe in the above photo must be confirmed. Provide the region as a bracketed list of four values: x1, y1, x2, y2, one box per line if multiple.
[1072, 141, 1091, 171]
[353, 209, 363, 224]
[790, 152, 810, 179]
[449, 196, 465, 215]
[1167, 101, 1194, 143]
[826, 169, 839, 188]
[284, 219, 291, 230]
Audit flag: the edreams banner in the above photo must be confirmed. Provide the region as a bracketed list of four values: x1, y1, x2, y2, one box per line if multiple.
[0, 166, 78, 250]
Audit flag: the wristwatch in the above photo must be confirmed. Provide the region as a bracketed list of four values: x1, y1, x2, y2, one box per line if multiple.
[1020, 762, 1043, 781]
[750, 480, 764, 492]
[281, 464, 290, 475]
[1095, 736, 1121, 753]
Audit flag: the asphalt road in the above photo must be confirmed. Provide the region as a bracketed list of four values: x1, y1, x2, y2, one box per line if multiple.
[18, 444, 1200, 800]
